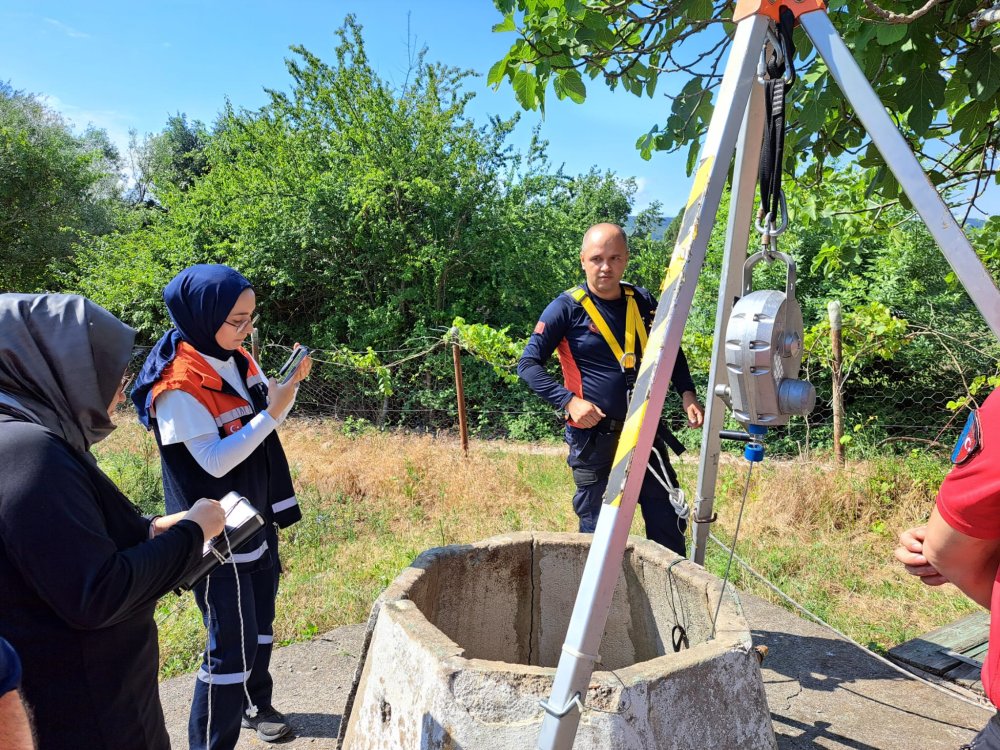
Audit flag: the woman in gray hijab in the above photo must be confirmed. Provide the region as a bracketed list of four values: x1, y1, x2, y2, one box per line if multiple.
[0, 294, 226, 750]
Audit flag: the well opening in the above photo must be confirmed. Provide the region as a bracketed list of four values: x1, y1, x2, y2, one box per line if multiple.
[340, 532, 776, 750]
[404, 536, 714, 670]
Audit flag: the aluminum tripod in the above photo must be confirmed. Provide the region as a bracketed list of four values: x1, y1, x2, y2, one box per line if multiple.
[537, 2, 1000, 748]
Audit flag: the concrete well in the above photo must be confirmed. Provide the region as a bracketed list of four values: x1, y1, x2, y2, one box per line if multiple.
[339, 532, 775, 750]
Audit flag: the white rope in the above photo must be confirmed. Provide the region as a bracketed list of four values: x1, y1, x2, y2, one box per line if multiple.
[202, 527, 258, 750]
[707, 532, 994, 713]
[648, 443, 690, 521]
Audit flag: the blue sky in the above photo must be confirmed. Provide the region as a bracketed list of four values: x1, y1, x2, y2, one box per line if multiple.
[0, 0, 693, 215]
[1, 1, 995, 219]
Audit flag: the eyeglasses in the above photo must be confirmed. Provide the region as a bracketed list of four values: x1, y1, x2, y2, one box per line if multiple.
[224, 313, 259, 335]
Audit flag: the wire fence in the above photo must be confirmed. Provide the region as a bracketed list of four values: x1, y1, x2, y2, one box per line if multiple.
[121, 314, 1000, 460]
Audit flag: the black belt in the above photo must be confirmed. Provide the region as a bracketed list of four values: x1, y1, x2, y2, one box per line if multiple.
[594, 417, 686, 457]
[598, 418, 625, 433]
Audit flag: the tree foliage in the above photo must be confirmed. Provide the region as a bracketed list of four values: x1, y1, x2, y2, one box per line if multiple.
[70, 17, 648, 352]
[0, 83, 121, 291]
[489, 0, 1000, 240]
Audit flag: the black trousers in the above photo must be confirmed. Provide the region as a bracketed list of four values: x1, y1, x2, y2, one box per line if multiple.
[567, 427, 687, 556]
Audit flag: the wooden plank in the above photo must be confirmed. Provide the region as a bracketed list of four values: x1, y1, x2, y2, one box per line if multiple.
[943, 660, 985, 695]
[963, 641, 990, 661]
[888, 611, 989, 675]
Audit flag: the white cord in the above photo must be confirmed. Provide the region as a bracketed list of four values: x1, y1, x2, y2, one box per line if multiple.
[202, 527, 258, 750]
[229, 526, 257, 719]
[205, 573, 213, 750]
[648, 444, 690, 521]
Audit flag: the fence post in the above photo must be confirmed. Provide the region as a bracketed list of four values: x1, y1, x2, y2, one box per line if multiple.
[829, 300, 844, 465]
[250, 327, 260, 363]
[451, 327, 469, 456]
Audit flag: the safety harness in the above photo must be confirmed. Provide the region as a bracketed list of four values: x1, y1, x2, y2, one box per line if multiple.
[563, 283, 689, 523]
[564, 283, 647, 389]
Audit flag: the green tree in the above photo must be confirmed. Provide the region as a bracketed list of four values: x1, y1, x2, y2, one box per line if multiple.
[126, 114, 210, 205]
[0, 83, 121, 291]
[488, 1, 1000, 242]
[71, 17, 639, 349]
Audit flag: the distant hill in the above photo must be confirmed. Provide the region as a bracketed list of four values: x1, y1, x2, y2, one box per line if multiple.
[624, 215, 674, 241]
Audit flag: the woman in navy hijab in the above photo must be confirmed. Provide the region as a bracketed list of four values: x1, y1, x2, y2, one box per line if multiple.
[134, 264, 310, 749]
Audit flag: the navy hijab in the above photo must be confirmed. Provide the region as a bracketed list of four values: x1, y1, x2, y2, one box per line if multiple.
[132, 264, 252, 427]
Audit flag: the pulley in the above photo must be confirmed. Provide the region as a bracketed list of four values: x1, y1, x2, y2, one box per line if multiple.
[715, 250, 816, 427]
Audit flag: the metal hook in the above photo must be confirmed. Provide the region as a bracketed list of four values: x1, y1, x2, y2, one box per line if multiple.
[757, 27, 783, 84]
[756, 192, 789, 238]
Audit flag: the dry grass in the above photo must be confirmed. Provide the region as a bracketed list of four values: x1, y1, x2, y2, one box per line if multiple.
[703, 455, 978, 651]
[94, 418, 977, 676]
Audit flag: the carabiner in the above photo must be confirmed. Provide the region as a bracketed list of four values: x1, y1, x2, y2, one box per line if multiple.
[757, 27, 784, 84]
[756, 191, 789, 238]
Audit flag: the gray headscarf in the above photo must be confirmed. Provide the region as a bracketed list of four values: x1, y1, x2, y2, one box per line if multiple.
[0, 294, 136, 455]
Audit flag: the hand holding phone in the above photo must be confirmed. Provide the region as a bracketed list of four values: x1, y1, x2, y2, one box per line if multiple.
[277, 345, 311, 385]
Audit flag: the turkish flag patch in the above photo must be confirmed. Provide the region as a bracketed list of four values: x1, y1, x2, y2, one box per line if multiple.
[533, 321, 546, 335]
[952, 410, 982, 465]
[222, 419, 244, 435]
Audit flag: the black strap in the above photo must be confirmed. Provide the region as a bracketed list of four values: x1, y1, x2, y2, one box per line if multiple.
[672, 624, 690, 652]
[758, 6, 796, 229]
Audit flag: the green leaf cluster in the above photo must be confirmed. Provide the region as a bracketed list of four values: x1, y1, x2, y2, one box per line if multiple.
[0, 83, 122, 291]
[489, 0, 1000, 238]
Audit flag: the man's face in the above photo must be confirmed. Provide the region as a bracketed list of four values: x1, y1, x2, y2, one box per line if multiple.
[580, 236, 628, 299]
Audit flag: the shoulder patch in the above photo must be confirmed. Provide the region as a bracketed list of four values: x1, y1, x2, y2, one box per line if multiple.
[533, 321, 546, 335]
[952, 410, 982, 465]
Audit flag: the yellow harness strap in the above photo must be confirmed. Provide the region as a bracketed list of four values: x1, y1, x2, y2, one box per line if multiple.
[567, 285, 645, 370]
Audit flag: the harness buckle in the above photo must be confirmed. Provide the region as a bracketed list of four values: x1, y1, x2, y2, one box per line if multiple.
[619, 352, 637, 370]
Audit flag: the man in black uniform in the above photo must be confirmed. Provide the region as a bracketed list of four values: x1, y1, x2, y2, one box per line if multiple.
[518, 223, 704, 555]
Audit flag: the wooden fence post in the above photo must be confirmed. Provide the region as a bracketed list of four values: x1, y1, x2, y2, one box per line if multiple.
[829, 300, 844, 465]
[451, 328, 469, 456]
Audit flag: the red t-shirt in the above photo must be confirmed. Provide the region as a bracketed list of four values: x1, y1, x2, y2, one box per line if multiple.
[935, 388, 1000, 705]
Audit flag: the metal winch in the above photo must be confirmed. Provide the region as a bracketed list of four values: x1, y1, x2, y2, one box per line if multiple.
[715, 249, 816, 427]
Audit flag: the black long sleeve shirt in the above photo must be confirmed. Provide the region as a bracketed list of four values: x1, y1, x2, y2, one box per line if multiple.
[0, 414, 203, 750]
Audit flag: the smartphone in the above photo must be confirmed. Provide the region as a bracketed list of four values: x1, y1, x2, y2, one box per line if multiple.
[276, 346, 310, 385]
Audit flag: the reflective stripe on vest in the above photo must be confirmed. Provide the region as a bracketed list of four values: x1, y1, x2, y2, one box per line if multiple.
[565, 285, 647, 370]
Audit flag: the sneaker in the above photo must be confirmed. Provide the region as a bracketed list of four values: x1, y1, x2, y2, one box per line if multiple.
[241, 706, 291, 742]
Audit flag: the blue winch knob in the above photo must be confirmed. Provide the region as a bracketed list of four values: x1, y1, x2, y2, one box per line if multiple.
[744, 442, 765, 463]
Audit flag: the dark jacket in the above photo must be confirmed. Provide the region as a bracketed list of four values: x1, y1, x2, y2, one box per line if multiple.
[0, 413, 203, 750]
[518, 282, 696, 466]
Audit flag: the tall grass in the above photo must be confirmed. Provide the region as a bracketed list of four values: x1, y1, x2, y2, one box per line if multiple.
[93, 419, 975, 678]
[698, 451, 978, 653]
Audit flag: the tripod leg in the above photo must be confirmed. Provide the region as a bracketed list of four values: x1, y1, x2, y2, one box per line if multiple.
[691, 79, 768, 566]
[537, 14, 771, 750]
[799, 10, 1000, 339]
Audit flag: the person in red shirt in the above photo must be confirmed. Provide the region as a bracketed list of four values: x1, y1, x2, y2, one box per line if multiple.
[896, 387, 1000, 748]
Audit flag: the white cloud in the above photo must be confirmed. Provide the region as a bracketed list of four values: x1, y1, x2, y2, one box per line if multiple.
[39, 94, 135, 158]
[44, 17, 89, 39]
